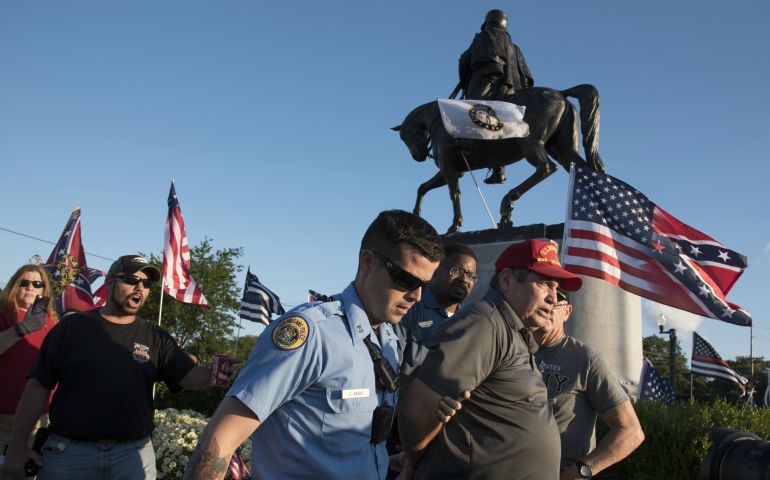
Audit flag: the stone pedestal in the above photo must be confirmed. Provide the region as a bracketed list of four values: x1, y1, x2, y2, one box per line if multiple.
[445, 223, 642, 397]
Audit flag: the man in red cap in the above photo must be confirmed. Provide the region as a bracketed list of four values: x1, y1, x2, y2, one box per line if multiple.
[397, 239, 581, 480]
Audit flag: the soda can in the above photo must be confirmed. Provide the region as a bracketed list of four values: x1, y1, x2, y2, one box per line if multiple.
[210, 354, 231, 386]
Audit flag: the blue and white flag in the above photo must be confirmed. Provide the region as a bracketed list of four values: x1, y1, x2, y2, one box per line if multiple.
[438, 98, 529, 140]
[239, 268, 285, 326]
[637, 357, 675, 405]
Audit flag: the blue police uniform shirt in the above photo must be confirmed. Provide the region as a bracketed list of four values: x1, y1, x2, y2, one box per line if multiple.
[393, 289, 451, 377]
[227, 282, 398, 480]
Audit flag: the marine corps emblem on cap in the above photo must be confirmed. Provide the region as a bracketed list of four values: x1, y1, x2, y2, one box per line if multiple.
[537, 244, 561, 266]
[130, 257, 149, 265]
[272, 316, 309, 350]
[469, 104, 504, 131]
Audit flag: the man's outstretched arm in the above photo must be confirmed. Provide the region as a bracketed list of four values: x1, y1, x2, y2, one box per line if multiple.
[182, 397, 261, 480]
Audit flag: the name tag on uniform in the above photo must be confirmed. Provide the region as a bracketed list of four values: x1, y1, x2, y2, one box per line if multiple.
[418, 320, 433, 328]
[341, 388, 370, 399]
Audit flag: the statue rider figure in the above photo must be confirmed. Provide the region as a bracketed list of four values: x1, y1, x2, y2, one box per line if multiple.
[458, 9, 533, 185]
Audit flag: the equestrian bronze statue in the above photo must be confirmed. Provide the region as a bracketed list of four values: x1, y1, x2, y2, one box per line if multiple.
[393, 85, 605, 233]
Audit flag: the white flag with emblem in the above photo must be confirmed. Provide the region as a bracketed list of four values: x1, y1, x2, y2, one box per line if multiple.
[438, 98, 529, 140]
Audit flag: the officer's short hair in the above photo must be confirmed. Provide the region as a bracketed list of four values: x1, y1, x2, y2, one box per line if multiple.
[361, 210, 444, 262]
[443, 243, 477, 262]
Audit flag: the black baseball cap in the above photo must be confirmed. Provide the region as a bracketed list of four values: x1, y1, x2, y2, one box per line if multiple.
[107, 255, 161, 282]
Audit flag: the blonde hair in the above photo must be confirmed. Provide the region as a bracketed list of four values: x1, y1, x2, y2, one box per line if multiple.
[0, 264, 59, 321]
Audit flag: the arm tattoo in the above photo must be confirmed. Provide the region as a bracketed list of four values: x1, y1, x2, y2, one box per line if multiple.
[182, 445, 230, 480]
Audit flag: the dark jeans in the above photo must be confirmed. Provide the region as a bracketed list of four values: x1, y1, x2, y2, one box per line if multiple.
[37, 434, 156, 480]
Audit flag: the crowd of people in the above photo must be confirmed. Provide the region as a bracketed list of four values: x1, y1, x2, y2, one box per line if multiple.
[0, 209, 645, 480]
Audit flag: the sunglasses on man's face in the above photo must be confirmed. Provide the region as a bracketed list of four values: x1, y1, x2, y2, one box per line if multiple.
[19, 280, 45, 289]
[111, 275, 154, 289]
[373, 251, 431, 293]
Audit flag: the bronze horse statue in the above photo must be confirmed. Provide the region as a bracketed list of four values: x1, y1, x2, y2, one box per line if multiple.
[393, 85, 605, 233]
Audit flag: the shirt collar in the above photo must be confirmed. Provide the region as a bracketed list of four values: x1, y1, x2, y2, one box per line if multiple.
[421, 289, 446, 315]
[485, 287, 539, 354]
[338, 283, 375, 344]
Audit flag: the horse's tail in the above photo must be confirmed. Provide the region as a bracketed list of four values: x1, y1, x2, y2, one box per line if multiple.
[560, 84, 605, 172]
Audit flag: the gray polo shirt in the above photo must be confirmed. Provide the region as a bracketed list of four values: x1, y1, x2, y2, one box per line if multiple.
[535, 335, 629, 466]
[414, 288, 560, 480]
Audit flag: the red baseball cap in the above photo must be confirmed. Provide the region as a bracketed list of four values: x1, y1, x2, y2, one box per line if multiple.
[494, 239, 582, 291]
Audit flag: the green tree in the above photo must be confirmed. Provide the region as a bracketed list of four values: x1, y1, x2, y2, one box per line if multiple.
[138, 237, 244, 359]
[705, 356, 769, 406]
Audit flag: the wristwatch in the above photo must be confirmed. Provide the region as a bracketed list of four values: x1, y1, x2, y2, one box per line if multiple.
[576, 461, 593, 478]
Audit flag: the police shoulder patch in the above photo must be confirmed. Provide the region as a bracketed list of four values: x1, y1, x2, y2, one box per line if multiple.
[272, 316, 309, 350]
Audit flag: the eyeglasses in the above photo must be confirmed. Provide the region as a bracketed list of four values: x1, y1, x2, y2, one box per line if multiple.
[449, 265, 479, 282]
[373, 251, 431, 292]
[19, 280, 45, 289]
[111, 275, 153, 288]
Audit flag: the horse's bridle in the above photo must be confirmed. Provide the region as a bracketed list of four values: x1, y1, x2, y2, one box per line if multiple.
[423, 113, 441, 159]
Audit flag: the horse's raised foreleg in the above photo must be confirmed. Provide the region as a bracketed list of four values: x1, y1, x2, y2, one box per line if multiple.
[414, 172, 447, 217]
[499, 144, 557, 228]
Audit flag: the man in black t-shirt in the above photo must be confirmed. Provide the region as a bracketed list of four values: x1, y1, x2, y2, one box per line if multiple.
[1, 255, 229, 480]
[398, 239, 582, 480]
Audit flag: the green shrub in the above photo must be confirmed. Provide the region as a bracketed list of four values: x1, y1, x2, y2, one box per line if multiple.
[598, 399, 770, 479]
[154, 382, 228, 417]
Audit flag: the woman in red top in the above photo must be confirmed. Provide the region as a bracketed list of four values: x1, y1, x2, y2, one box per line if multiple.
[0, 264, 58, 452]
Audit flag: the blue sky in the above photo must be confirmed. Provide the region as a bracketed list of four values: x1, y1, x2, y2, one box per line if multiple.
[1, 1, 768, 362]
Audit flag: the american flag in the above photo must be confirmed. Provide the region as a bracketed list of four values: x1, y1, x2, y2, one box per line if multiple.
[43, 208, 106, 314]
[562, 166, 750, 326]
[227, 447, 251, 480]
[308, 289, 331, 302]
[239, 267, 285, 325]
[637, 357, 675, 405]
[691, 332, 748, 393]
[162, 181, 210, 309]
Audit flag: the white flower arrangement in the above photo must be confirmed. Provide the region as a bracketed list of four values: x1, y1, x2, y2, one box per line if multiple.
[152, 408, 253, 479]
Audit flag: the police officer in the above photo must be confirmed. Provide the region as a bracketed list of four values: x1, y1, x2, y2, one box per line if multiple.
[182, 210, 445, 480]
[394, 243, 478, 392]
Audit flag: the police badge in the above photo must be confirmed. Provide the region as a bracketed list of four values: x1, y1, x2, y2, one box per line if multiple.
[272, 316, 309, 350]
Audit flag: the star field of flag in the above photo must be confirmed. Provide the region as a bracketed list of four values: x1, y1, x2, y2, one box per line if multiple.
[638, 358, 675, 405]
[563, 166, 751, 326]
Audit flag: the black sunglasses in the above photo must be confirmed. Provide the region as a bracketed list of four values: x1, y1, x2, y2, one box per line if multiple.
[373, 251, 431, 292]
[111, 274, 153, 288]
[19, 280, 45, 289]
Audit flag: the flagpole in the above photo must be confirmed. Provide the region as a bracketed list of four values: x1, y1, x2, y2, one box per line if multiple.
[157, 278, 165, 327]
[690, 372, 693, 402]
[153, 279, 165, 401]
[233, 317, 243, 359]
[460, 152, 497, 229]
[750, 323, 754, 382]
